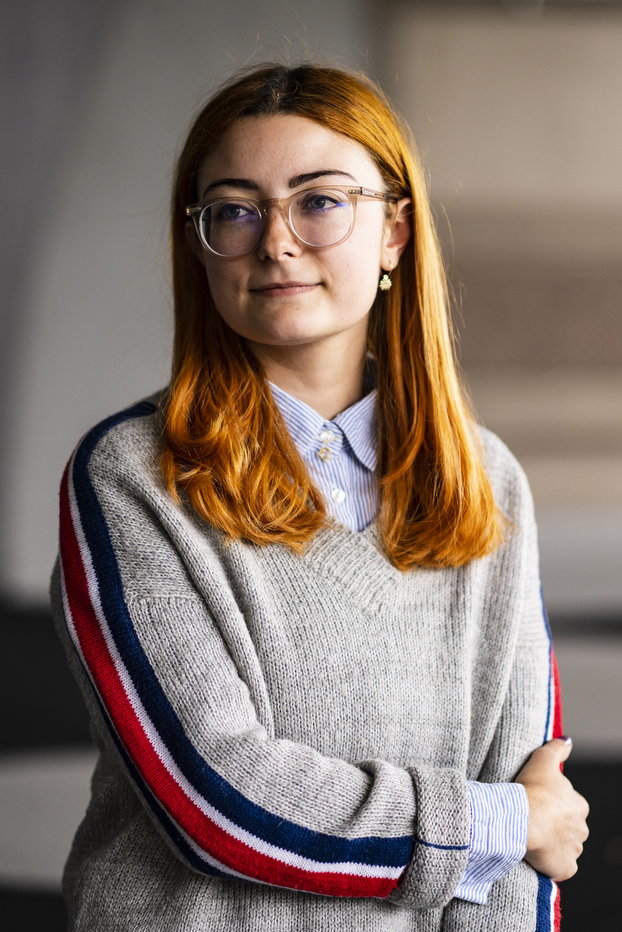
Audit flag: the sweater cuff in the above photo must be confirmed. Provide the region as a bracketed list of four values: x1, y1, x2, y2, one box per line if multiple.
[455, 781, 529, 905]
[390, 767, 470, 909]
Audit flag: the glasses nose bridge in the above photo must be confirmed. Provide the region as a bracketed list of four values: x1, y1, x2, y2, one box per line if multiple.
[258, 194, 298, 244]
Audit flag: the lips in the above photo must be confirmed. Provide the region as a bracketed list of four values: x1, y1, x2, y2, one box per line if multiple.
[251, 282, 317, 291]
[251, 281, 319, 295]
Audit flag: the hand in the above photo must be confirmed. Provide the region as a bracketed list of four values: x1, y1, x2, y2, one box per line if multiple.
[515, 737, 589, 881]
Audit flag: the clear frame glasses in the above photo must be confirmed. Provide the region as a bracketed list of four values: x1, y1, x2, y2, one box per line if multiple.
[185, 185, 397, 257]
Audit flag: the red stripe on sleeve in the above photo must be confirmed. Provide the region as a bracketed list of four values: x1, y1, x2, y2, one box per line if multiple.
[554, 883, 561, 931]
[59, 462, 398, 898]
[550, 648, 563, 740]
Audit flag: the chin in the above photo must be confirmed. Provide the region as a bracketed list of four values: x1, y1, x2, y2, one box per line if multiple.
[258, 330, 330, 347]
[248, 319, 335, 345]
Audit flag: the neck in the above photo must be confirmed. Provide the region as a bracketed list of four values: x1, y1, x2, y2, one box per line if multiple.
[246, 326, 368, 420]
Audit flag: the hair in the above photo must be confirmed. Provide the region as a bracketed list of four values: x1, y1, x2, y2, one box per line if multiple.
[162, 63, 504, 570]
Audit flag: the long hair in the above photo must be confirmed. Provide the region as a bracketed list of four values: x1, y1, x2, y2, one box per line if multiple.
[162, 64, 503, 569]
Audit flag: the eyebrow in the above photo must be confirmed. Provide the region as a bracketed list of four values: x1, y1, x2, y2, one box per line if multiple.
[201, 169, 358, 200]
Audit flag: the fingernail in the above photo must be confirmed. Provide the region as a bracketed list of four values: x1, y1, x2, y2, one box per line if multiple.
[560, 735, 573, 745]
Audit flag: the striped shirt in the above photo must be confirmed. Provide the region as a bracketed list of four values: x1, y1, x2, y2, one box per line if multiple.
[270, 381, 378, 532]
[271, 381, 529, 905]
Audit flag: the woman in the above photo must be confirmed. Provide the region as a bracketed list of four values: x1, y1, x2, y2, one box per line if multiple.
[52, 64, 587, 931]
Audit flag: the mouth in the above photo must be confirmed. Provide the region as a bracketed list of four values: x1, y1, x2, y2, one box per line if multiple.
[250, 281, 319, 297]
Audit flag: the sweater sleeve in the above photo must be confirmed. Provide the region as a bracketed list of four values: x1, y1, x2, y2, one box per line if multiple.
[440, 434, 563, 931]
[52, 402, 470, 910]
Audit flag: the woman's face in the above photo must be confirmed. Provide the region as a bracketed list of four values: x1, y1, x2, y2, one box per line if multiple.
[194, 114, 409, 352]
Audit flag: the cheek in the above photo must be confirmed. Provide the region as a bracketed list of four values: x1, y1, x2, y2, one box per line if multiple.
[203, 261, 242, 313]
[330, 239, 383, 309]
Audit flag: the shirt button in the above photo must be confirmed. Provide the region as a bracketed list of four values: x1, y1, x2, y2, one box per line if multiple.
[331, 488, 346, 504]
[319, 429, 335, 443]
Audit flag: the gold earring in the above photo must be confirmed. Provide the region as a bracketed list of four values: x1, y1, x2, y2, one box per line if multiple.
[378, 272, 392, 292]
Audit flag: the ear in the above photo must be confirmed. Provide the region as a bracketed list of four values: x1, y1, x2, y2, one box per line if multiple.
[185, 219, 206, 265]
[380, 198, 412, 272]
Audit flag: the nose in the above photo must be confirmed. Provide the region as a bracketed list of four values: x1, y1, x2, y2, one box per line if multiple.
[256, 203, 302, 261]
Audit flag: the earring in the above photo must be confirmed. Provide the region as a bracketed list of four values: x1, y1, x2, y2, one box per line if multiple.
[378, 272, 392, 292]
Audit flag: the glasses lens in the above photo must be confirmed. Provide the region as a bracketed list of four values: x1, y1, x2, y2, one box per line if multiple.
[291, 188, 352, 247]
[200, 200, 262, 256]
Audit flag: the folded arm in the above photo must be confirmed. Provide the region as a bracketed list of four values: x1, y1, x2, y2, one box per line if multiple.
[54, 405, 470, 909]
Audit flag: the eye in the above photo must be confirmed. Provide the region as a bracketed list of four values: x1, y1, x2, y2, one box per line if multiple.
[300, 191, 348, 213]
[214, 201, 257, 223]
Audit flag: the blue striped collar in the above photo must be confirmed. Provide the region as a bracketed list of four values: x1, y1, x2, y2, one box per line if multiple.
[269, 382, 378, 472]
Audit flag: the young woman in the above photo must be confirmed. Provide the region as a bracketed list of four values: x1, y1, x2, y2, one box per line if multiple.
[52, 64, 588, 931]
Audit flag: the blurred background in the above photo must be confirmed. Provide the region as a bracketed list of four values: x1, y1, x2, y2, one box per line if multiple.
[1, 0, 620, 928]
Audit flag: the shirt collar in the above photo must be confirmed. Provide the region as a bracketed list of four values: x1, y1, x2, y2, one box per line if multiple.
[269, 381, 325, 455]
[334, 390, 377, 471]
[269, 381, 378, 472]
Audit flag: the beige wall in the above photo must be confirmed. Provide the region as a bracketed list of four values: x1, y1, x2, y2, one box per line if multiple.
[380, 5, 622, 616]
[381, 5, 622, 215]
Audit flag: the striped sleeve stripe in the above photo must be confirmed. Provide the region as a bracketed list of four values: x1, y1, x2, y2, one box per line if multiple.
[58, 402, 412, 897]
[536, 593, 562, 932]
[536, 875, 561, 932]
[540, 592, 563, 744]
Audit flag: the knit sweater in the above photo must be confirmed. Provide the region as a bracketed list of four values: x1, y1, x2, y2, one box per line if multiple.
[51, 395, 562, 931]
[269, 381, 530, 904]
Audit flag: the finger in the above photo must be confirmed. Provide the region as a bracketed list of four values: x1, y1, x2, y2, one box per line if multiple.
[574, 789, 590, 819]
[551, 860, 579, 883]
[516, 737, 574, 786]
[537, 736, 573, 765]
[550, 736, 573, 757]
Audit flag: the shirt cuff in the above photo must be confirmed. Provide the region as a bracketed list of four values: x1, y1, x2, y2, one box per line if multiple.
[454, 781, 529, 905]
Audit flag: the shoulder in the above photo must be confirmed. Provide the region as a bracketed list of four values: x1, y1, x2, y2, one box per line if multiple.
[475, 424, 534, 525]
[63, 391, 170, 518]
[71, 391, 165, 478]
[60, 391, 208, 600]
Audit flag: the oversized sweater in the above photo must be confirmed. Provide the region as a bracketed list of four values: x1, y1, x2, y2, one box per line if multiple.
[51, 396, 563, 932]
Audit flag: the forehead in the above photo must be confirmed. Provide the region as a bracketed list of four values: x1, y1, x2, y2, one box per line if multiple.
[197, 113, 382, 193]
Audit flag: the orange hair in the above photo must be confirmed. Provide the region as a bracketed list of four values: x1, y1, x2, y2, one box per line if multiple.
[162, 64, 503, 570]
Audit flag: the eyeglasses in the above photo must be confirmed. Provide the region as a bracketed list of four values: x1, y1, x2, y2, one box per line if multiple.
[185, 185, 397, 257]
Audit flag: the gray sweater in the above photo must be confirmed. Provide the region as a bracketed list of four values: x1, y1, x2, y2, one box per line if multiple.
[51, 397, 560, 931]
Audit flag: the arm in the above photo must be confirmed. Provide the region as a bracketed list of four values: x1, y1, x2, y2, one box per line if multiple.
[453, 736, 589, 905]
[441, 431, 587, 928]
[53, 403, 470, 909]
